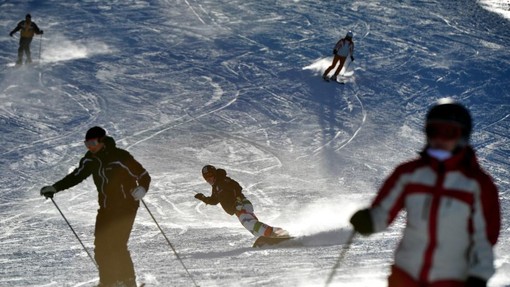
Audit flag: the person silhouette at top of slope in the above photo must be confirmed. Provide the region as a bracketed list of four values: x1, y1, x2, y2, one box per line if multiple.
[195, 165, 289, 239]
[9, 14, 44, 66]
[322, 30, 354, 82]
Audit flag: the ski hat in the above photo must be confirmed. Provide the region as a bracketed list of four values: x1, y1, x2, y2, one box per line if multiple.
[85, 126, 106, 140]
[346, 31, 353, 39]
[202, 165, 217, 179]
[26, 14, 31, 19]
[425, 98, 472, 142]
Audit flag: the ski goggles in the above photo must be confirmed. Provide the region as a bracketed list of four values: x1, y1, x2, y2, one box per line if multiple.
[426, 122, 462, 140]
[84, 138, 101, 148]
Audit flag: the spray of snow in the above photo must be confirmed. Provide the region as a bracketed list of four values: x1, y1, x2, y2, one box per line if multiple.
[40, 34, 112, 64]
[285, 198, 359, 236]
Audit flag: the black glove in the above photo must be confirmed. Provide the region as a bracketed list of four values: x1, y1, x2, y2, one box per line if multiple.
[351, 56, 354, 61]
[40, 186, 57, 199]
[39, 30, 44, 35]
[194, 193, 206, 201]
[350, 208, 374, 235]
[9, 32, 14, 37]
[333, 49, 337, 55]
[466, 276, 486, 287]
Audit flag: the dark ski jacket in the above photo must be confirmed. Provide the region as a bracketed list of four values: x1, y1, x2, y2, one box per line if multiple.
[200, 169, 246, 215]
[11, 20, 42, 38]
[52, 136, 151, 210]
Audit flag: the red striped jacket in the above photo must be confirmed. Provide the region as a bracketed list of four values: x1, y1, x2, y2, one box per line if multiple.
[369, 146, 500, 282]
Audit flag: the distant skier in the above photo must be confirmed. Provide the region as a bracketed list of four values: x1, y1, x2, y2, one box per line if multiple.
[349, 99, 501, 287]
[195, 165, 288, 239]
[40, 126, 151, 287]
[322, 30, 354, 82]
[9, 14, 44, 66]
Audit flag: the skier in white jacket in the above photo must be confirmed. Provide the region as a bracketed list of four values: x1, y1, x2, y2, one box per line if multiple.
[322, 31, 354, 81]
[350, 99, 501, 287]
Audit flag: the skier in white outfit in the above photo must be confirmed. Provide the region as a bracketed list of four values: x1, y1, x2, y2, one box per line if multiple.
[323, 30, 355, 81]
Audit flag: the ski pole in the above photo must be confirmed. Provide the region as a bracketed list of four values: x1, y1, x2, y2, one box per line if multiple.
[50, 198, 99, 270]
[38, 34, 42, 63]
[141, 200, 199, 287]
[324, 230, 356, 287]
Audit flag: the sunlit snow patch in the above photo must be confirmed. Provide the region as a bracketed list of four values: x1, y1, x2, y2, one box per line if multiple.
[478, 0, 510, 20]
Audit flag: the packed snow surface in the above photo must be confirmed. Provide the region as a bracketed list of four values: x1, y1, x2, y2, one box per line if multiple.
[1, 0, 509, 286]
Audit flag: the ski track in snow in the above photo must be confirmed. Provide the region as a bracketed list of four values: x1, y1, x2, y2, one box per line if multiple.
[1, 0, 509, 286]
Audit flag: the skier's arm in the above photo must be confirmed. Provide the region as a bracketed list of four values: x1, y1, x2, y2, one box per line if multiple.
[467, 174, 500, 281]
[333, 39, 343, 54]
[137, 170, 150, 192]
[52, 157, 93, 192]
[118, 150, 151, 201]
[32, 23, 43, 35]
[120, 151, 151, 192]
[9, 22, 22, 36]
[479, 176, 501, 245]
[369, 164, 409, 232]
[195, 192, 219, 205]
[229, 179, 243, 199]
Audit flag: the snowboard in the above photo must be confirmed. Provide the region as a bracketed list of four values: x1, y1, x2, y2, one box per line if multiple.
[252, 236, 294, 248]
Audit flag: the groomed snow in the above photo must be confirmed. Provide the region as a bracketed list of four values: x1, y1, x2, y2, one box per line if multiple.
[1, 0, 509, 286]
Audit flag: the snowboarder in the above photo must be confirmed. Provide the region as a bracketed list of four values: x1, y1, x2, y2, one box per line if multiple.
[9, 14, 44, 66]
[195, 165, 288, 239]
[40, 126, 151, 287]
[349, 99, 500, 287]
[322, 30, 354, 82]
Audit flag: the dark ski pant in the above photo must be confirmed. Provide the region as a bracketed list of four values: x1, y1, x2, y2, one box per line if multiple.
[323, 55, 347, 78]
[94, 206, 138, 286]
[17, 37, 33, 64]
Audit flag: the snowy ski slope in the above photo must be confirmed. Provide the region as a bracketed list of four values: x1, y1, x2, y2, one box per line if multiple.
[1, 0, 509, 286]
